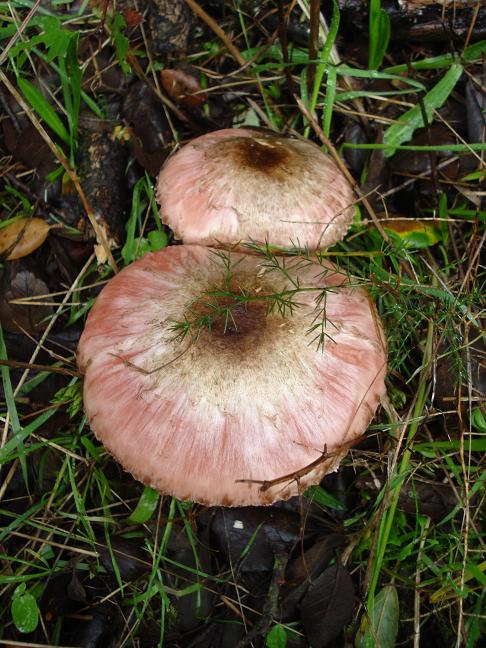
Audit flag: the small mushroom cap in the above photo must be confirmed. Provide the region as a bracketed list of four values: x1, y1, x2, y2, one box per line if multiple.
[156, 129, 355, 250]
[77, 246, 387, 506]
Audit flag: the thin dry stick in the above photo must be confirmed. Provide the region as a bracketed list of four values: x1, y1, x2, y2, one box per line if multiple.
[307, 0, 320, 95]
[122, 44, 198, 129]
[183, 0, 246, 66]
[236, 442, 346, 492]
[12, 321, 75, 365]
[295, 95, 392, 245]
[0, 359, 79, 377]
[0, 0, 42, 66]
[0, 641, 78, 648]
[416, 90, 441, 203]
[455, 320, 474, 648]
[235, 552, 289, 648]
[12, 253, 95, 398]
[7, 280, 109, 301]
[296, 0, 370, 131]
[0, 460, 18, 502]
[297, 98, 418, 278]
[276, 0, 295, 96]
[236, 359, 387, 493]
[463, 0, 482, 51]
[414, 516, 431, 648]
[0, 71, 118, 274]
[434, 108, 485, 167]
[6, 530, 98, 558]
[381, 156, 459, 198]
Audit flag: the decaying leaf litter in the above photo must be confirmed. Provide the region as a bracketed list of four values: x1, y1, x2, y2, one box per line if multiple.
[0, 1, 484, 647]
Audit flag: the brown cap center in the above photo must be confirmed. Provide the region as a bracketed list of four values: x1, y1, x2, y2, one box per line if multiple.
[209, 297, 267, 340]
[210, 136, 292, 175]
[183, 275, 276, 354]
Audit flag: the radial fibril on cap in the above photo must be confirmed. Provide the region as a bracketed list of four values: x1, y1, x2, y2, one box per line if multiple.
[156, 129, 355, 250]
[77, 245, 387, 507]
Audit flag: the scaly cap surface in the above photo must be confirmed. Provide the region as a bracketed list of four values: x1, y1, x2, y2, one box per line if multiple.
[78, 246, 387, 506]
[157, 129, 355, 250]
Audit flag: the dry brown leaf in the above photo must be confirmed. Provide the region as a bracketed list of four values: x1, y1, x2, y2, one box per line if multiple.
[0, 263, 53, 334]
[161, 68, 207, 109]
[0, 218, 51, 261]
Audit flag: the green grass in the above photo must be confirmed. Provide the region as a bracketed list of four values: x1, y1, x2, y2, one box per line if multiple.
[0, 1, 484, 646]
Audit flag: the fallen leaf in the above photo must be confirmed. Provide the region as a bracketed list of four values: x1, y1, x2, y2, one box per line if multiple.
[355, 585, 399, 648]
[466, 77, 486, 142]
[123, 7, 144, 26]
[67, 573, 87, 603]
[0, 218, 50, 261]
[382, 218, 442, 248]
[98, 535, 150, 581]
[211, 507, 307, 573]
[161, 68, 207, 109]
[123, 82, 171, 175]
[280, 534, 344, 621]
[300, 563, 355, 647]
[266, 624, 288, 648]
[0, 262, 53, 334]
[2, 120, 57, 180]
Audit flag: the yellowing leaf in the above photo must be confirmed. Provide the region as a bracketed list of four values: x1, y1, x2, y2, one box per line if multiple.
[0, 218, 51, 260]
[382, 218, 442, 249]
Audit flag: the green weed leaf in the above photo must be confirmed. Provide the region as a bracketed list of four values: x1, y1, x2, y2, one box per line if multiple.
[17, 77, 70, 143]
[0, 324, 27, 484]
[305, 485, 347, 511]
[11, 583, 39, 634]
[62, 31, 83, 151]
[52, 381, 83, 418]
[309, 0, 340, 113]
[385, 40, 486, 73]
[470, 407, 486, 433]
[147, 230, 169, 251]
[266, 624, 287, 648]
[111, 13, 131, 74]
[355, 585, 399, 648]
[127, 486, 160, 524]
[0, 408, 58, 465]
[7, 16, 71, 62]
[38, 16, 71, 61]
[383, 62, 463, 156]
[368, 1, 390, 69]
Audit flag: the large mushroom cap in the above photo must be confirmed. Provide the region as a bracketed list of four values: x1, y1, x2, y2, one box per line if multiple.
[156, 129, 355, 250]
[78, 245, 387, 506]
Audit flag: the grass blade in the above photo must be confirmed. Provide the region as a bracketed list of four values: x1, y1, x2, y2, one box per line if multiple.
[16, 76, 70, 144]
[0, 325, 27, 484]
[310, 0, 340, 112]
[368, 0, 391, 69]
[383, 62, 463, 156]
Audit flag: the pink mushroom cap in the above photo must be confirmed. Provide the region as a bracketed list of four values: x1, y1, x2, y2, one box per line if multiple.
[156, 129, 356, 250]
[77, 245, 387, 506]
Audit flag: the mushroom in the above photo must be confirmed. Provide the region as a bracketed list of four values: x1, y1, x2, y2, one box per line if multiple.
[156, 129, 355, 250]
[77, 245, 387, 506]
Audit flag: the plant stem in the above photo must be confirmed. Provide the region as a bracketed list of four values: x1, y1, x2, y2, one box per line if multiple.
[366, 308, 435, 609]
